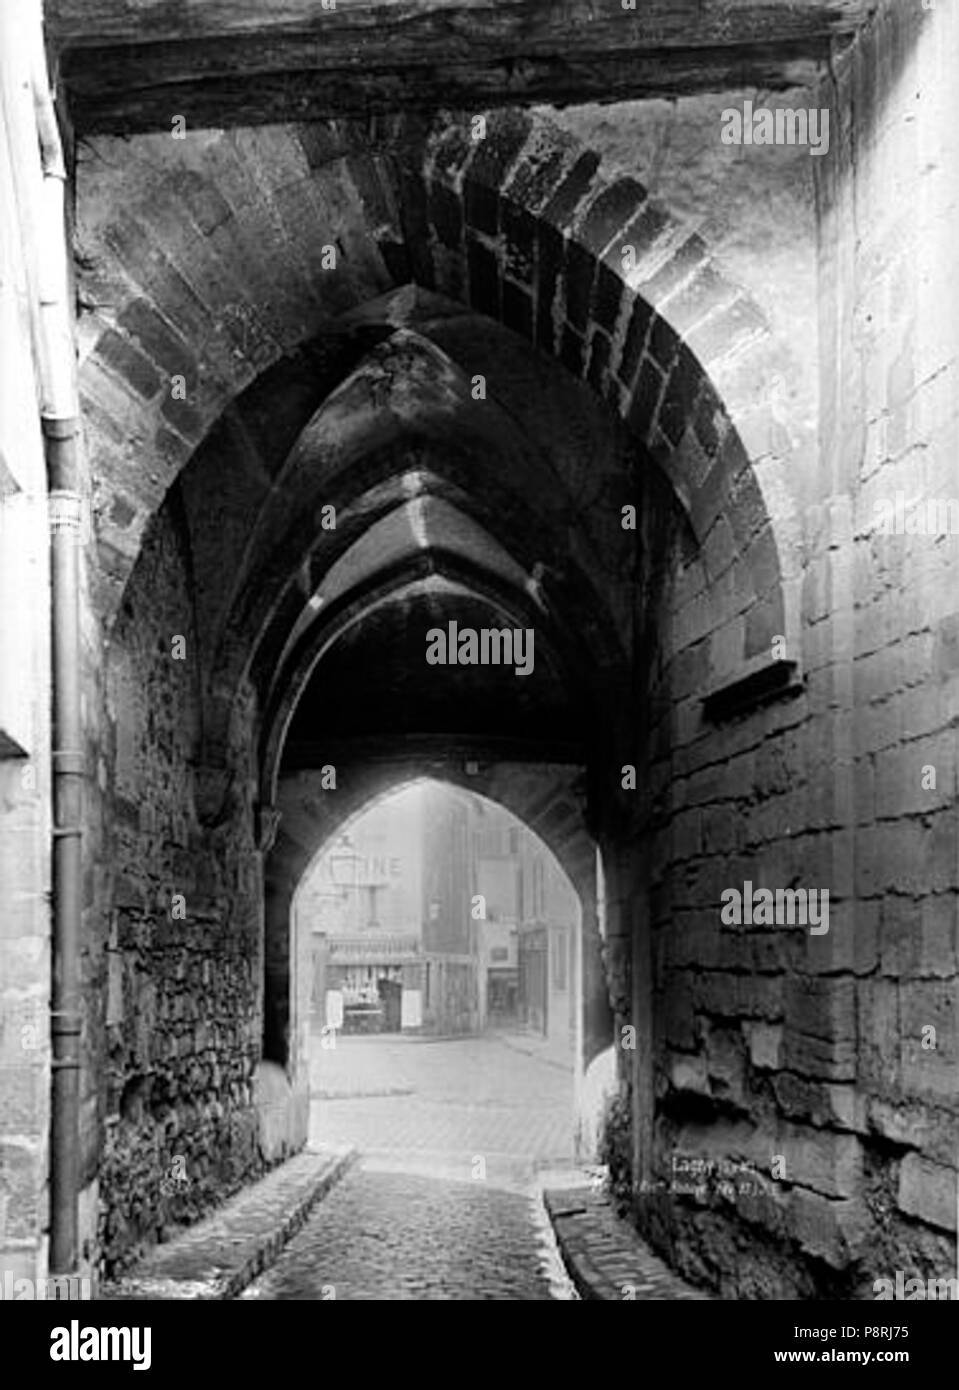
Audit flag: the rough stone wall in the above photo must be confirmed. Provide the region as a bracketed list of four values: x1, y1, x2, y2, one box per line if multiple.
[628, 1, 958, 1299]
[818, 0, 958, 1280]
[643, 519, 863, 1298]
[95, 499, 264, 1275]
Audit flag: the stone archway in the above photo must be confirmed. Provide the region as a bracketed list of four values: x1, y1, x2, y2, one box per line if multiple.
[79, 109, 800, 659]
[258, 759, 608, 1162]
[84, 105, 808, 1278]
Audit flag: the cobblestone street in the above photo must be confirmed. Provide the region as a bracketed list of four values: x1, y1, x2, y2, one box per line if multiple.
[241, 1166, 565, 1300]
[243, 1034, 578, 1300]
[308, 1032, 576, 1164]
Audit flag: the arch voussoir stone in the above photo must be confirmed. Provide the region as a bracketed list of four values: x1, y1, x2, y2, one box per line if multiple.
[403, 110, 797, 682]
[79, 108, 803, 707]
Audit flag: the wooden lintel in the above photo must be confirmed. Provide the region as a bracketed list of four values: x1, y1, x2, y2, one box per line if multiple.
[61, 50, 831, 135]
[45, 0, 872, 135]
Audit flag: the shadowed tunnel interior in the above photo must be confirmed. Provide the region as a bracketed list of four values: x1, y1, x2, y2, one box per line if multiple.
[254, 301, 634, 1074]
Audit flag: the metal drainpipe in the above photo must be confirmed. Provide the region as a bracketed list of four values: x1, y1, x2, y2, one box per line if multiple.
[32, 44, 83, 1275]
[46, 414, 82, 1276]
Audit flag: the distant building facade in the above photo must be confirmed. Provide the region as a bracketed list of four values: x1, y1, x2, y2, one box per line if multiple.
[297, 781, 580, 1046]
[472, 806, 579, 1061]
[297, 788, 426, 1034]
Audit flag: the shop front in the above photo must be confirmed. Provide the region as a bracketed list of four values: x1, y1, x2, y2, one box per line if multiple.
[318, 936, 423, 1034]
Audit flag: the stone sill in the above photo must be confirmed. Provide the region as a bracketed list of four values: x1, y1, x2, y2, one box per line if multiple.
[702, 656, 804, 722]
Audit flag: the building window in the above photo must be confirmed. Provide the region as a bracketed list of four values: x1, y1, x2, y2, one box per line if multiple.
[509, 827, 520, 855]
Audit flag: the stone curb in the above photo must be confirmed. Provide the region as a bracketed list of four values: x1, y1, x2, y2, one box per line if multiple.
[99, 1146, 357, 1301]
[543, 1186, 711, 1301]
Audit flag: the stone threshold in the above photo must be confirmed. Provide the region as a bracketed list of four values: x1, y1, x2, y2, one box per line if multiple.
[99, 1146, 357, 1301]
[543, 1185, 712, 1301]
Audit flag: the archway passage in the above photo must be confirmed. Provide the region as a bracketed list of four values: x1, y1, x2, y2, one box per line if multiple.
[86, 100, 873, 1304]
[293, 780, 585, 1171]
[3, 0, 955, 1311]
[89, 107, 794, 1280]
[255, 427, 620, 1158]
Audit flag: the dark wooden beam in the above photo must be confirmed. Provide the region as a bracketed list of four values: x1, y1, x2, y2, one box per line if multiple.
[44, 0, 875, 50]
[46, 0, 872, 135]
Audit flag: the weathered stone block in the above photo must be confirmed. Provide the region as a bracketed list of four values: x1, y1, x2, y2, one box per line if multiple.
[786, 975, 856, 1039]
[540, 151, 601, 229]
[694, 971, 783, 1021]
[505, 133, 576, 215]
[918, 894, 957, 978]
[578, 177, 647, 255]
[879, 895, 921, 976]
[781, 1030, 857, 1082]
[857, 978, 901, 1088]
[868, 1096, 959, 1168]
[781, 1125, 863, 1200]
[591, 261, 622, 335]
[897, 1154, 955, 1232]
[662, 987, 697, 1050]
[705, 1024, 745, 1104]
[789, 1189, 869, 1269]
[658, 346, 701, 448]
[668, 1052, 710, 1097]
[746, 1022, 782, 1070]
[782, 975, 857, 1080]
[469, 109, 533, 193]
[93, 328, 163, 401]
[615, 294, 651, 388]
[564, 240, 595, 333]
[669, 915, 720, 971]
[853, 899, 880, 975]
[899, 978, 958, 1100]
[773, 1072, 866, 1133]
